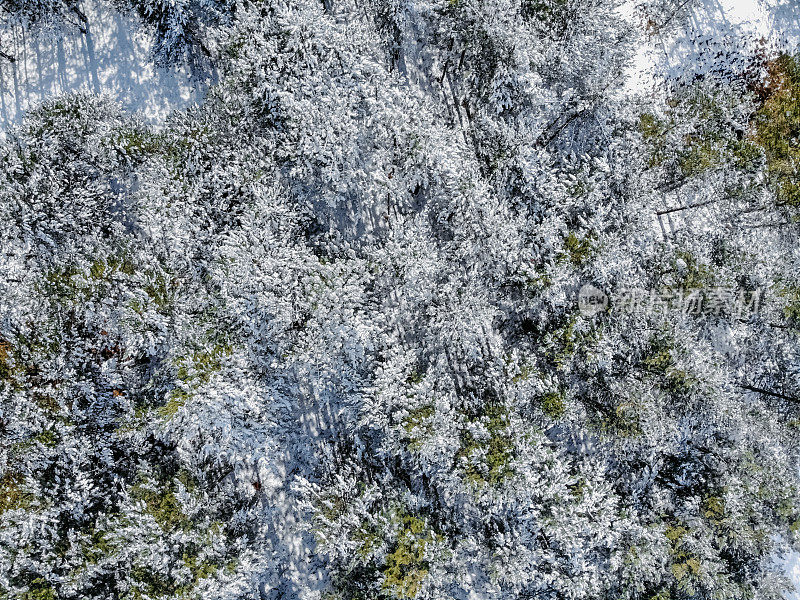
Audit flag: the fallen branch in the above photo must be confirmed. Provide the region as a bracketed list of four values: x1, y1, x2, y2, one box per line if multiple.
[738, 383, 800, 403]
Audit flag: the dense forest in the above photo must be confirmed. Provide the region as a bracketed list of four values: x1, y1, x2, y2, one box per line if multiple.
[1, 1, 800, 599]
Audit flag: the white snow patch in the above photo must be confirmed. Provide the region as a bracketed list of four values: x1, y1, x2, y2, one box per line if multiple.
[622, 0, 800, 93]
[0, 0, 206, 130]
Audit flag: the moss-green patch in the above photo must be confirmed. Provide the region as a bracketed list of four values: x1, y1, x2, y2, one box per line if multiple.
[19, 577, 56, 600]
[90, 254, 136, 280]
[38, 253, 138, 311]
[523, 266, 552, 292]
[546, 315, 602, 370]
[143, 272, 175, 310]
[672, 250, 715, 290]
[33, 429, 58, 448]
[567, 477, 586, 499]
[382, 512, 438, 599]
[0, 472, 33, 513]
[521, 0, 569, 32]
[639, 112, 666, 140]
[111, 126, 196, 175]
[0, 338, 15, 381]
[402, 405, 435, 451]
[702, 495, 725, 521]
[182, 552, 219, 582]
[40, 264, 84, 304]
[27, 96, 87, 139]
[557, 232, 595, 267]
[677, 138, 722, 178]
[642, 334, 695, 396]
[663, 522, 702, 594]
[82, 525, 118, 565]
[540, 390, 566, 419]
[157, 388, 192, 418]
[511, 363, 536, 384]
[125, 480, 225, 598]
[458, 403, 515, 486]
[753, 54, 800, 209]
[639, 112, 669, 167]
[406, 371, 424, 385]
[158, 344, 232, 419]
[319, 499, 447, 600]
[777, 284, 800, 327]
[127, 566, 178, 600]
[130, 473, 196, 533]
[728, 138, 762, 171]
[0, 331, 63, 396]
[315, 491, 347, 524]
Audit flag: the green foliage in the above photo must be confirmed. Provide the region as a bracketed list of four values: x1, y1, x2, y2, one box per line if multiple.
[521, 0, 570, 34]
[402, 405, 435, 450]
[28, 97, 87, 138]
[0, 472, 33, 513]
[677, 138, 722, 178]
[671, 250, 714, 290]
[753, 54, 800, 208]
[315, 490, 347, 524]
[124, 483, 224, 598]
[644, 87, 760, 179]
[176, 344, 232, 385]
[540, 390, 565, 419]
[702, 494, 725, 522]
[406, 371, 424, 385]
[33, 429, 58, 447]
[0, 338, 14, 381]
[128, 566, 177, 600]
[382, 512, 437, 599]
[130, 473, 195, 532]
[90, 254, 137, 280]
[182, 552, 219, 583]
[522, 266, 552, 292]
[159, 344, 231, 418]
[642, 334, 695, 395]
[511, 362, 536, 384]
[20, 577, 56, 600]
[320, 502, 443, 600]
[0, 330, 62, 397]
[40, 264, 84, 304]
[111, 126, 195, 172]
[639, 112, 668, 167]
[557, 232, 594, 266]
[729, 138, 762, 171]
[353, 521, 382, 560]
[639, 113, 666, 140]
[778, 284, 800, 327]
[663, 523, 702, 595]
[81, 525, 118, 565]
[158, 388, 192, 418]
[458, 403, 514, 486]
[546, 315, 602, 370]
[39, 253, 138, 307]
[143, 271, 176, 310]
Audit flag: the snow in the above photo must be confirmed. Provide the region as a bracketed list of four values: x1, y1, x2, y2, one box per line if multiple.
[0, 0, 206, 131]
[623, 0, 800, 93]
[0, 0, 798, 595]
[786, 552, 800, 600]
[620, 1, 800, 595]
